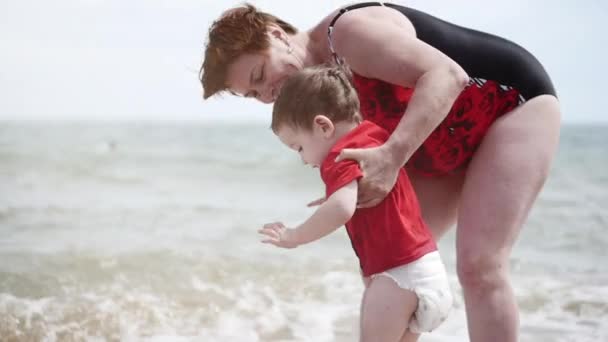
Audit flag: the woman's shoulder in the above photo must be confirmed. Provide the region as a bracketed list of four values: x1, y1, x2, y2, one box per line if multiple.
[324, 5, 415, 56]
[324, 4, 413, 33]
[308, 4, 414, 46]
[307, 4, 415, 66]
[306, 8, 340, 52]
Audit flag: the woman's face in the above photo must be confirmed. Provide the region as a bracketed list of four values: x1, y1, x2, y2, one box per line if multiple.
[226, 29, 301, 103]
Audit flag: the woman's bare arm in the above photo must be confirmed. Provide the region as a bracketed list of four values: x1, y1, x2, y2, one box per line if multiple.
[331, 10, 468, 206]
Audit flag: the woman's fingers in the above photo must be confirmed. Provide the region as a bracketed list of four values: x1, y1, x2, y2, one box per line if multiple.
[357, 197, 383, 208]
[357, 176, 391, 208]
[335, 148, 365, 163]
[307, 197, 326, 207]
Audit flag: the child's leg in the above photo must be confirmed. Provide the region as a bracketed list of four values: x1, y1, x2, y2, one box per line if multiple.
[360, 275, 418, 342]
[399, 330, 420, 342]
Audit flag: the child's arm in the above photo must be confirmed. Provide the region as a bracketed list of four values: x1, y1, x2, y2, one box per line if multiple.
[259, 180, 358, 248]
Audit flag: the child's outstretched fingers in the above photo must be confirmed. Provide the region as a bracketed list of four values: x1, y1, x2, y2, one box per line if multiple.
[263, 222, 285, 230]
[258, 227, 278, 241]
[258, 222, 285, 245]
[258, 222, 298, 249]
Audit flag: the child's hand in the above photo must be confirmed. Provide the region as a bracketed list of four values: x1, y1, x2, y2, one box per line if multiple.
[258, 222, 299, 249]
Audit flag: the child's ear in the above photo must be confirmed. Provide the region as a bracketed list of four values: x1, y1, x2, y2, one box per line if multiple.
[313, 115, 335, 138]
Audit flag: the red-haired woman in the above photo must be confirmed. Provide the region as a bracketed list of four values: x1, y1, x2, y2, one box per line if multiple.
[200, 3, 560, 341]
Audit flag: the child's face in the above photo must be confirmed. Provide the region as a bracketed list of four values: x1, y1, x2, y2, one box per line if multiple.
[275, 116, 335, 168]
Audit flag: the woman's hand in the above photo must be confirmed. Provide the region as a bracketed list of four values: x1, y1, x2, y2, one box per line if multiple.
[306, 197, 326, 207]
[335, 144, 402, 208]
[258, 222, 299, 249]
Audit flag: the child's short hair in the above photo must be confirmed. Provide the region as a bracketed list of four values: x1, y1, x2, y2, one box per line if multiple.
[271, 66, 361, 133]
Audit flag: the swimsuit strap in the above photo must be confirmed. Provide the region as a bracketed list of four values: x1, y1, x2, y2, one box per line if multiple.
[327, 2, 385, 65]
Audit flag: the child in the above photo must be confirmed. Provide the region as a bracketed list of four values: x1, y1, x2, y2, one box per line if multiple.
[259, 66, 452, 342]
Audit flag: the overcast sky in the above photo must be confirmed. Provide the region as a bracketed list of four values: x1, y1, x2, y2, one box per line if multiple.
[0, 0, 606, 123]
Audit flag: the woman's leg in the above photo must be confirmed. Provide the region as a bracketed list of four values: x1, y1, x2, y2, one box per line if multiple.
[408, 171, 464, 240]
[455, 95, 561, 342]
[360, 276, 418, 342]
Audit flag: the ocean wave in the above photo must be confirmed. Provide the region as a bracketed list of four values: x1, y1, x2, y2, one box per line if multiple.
[1, 250, 607, 341]
[0, 252, 363, 341]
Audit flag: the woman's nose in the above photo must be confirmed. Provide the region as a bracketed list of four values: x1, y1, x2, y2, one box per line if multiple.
[259, 86, 274, 103]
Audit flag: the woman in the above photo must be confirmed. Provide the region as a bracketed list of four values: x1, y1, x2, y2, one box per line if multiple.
[199, 3, 561, 342]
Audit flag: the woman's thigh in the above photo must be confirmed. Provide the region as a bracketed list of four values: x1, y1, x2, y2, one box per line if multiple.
[408, 171, 465, 240]
[455, 95, 561, 278]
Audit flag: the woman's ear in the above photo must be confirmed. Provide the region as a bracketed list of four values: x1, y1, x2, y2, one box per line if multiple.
[313, 115, 335, 138]
[267, 24, 288, 45]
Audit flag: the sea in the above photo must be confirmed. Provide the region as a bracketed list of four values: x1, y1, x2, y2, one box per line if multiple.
[0, 121, 606, 342]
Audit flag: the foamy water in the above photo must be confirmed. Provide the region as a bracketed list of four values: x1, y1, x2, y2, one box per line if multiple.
[0, 121, 607, 341]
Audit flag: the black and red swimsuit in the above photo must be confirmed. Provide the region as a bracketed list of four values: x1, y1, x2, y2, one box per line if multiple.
[328, 2, 557, 176]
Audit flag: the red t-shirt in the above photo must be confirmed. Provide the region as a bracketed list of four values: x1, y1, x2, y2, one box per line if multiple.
[320, 121, 437, 277]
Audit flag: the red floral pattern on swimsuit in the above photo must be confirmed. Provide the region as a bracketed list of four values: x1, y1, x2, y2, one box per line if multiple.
[352, 74, 521, 176]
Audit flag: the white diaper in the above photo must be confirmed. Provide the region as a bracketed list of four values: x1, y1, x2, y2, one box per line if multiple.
[369, 251, 452, 333]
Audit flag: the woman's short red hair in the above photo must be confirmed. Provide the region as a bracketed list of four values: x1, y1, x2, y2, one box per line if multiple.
[199, 4, 297, 99]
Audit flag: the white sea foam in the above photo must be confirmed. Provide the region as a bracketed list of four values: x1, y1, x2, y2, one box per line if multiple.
[0, 122, 607, 340]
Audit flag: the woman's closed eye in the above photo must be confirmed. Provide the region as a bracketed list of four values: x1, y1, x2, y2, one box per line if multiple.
[244, 64, 265, 98]
[251, 64, 264, 85]
[257, 64, 265, 83]
[244, 91, 258, 98]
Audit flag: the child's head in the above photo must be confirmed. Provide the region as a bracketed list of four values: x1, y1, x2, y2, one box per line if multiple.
[271, 66, 362, 167]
